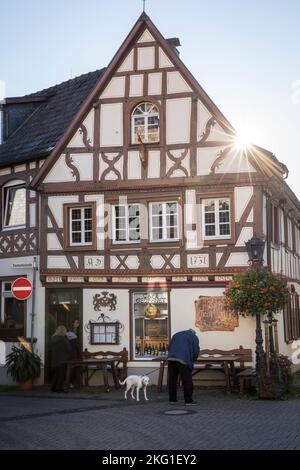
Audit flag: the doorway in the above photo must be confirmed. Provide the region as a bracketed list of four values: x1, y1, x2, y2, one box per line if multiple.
[45, 287, 83, 382]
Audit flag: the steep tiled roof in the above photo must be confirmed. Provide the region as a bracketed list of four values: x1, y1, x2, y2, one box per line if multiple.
[0, 68, 105, 167]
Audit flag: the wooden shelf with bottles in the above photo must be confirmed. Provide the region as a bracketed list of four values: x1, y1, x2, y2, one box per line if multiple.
[135, 337, 168, 358]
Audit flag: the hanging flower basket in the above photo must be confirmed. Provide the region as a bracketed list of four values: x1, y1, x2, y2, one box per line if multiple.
[224, 268, 291, 398]
[224, 268, 289, 318]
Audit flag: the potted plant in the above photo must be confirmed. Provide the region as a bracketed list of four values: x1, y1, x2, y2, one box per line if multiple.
[6, 345, 41, 390]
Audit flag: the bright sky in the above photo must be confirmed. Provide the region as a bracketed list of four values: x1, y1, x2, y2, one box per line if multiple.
[1, 0, 299, 197]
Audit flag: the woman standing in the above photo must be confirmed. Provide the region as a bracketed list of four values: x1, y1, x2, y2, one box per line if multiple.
[50, 325, 71, 392]
[66, 319, 81, 388]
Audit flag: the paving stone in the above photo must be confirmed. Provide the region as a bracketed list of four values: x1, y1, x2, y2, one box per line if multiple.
[0, 390, 299, 450]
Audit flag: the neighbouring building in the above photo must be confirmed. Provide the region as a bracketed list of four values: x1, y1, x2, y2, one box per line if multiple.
[0, 13, 299, 384]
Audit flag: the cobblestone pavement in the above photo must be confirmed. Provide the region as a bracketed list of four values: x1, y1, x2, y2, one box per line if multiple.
[0, 388, 300, 450]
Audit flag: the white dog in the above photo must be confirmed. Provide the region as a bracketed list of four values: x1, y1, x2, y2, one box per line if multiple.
[119, 375, 150, 401]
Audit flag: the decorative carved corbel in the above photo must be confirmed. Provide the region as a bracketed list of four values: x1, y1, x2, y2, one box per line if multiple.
[209, 147, 230, 175]
[65, 153, 80, 182]
[199, 117, 216, 143]
[79, 123, 92, 149]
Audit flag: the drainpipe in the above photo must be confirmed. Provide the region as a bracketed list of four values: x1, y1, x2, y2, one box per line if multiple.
[30, 256, 38, 351]
[265, 198, 272, 268]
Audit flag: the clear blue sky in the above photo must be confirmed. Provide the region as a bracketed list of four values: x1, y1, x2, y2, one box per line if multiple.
[1, 0, 299, 197]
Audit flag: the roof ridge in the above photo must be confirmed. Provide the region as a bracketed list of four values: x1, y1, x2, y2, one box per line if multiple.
[0, 67, 106, 167]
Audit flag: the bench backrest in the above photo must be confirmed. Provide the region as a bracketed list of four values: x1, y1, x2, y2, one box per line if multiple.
[82, 347, 128, 368]
[199, 345, 252, 368]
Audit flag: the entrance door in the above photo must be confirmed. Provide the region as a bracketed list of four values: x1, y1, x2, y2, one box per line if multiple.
[45, 288, 82, 382]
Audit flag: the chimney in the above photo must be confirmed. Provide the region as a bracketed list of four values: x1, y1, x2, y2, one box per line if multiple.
[166, 37, 181, 57]
[0, 80, 5, 145]
[0, 104, 4, 145]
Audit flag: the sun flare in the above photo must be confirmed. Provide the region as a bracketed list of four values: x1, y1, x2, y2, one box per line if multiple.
[234, 130, 252, 150]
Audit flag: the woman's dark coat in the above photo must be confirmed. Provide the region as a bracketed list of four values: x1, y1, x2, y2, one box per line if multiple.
[50, 335, 71, 368]
[66, 331, 81, 360]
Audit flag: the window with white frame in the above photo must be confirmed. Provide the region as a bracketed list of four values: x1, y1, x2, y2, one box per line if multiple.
[131, 102, 159, 144]
[202, 198, 231, 239]
[150, 202, 179, 242]
[113, 204, 140, 243]
[69, 206, 93, 245]
[3, 182, 26, 228]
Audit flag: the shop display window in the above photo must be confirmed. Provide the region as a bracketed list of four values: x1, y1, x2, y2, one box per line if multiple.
[133, 291, 169, 360]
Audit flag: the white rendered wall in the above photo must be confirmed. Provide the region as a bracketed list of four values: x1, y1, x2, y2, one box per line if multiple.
[82, 289, 130, 353]
[100, 103, 123, 147]
[170, 288, 256, 364]
[166, 98, 191, 144]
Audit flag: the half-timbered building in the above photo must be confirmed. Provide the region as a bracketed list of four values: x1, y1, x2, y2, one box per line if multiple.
[0, 13, 299, 383]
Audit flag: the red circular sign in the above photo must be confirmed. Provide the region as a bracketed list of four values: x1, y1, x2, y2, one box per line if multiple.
[11, 277, 33, 301]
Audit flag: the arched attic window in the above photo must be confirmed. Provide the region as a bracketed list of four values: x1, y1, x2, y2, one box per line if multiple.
[131, 102, 159, 144]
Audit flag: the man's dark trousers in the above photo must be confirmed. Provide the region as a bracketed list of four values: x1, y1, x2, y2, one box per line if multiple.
[168, 360, 193, 403]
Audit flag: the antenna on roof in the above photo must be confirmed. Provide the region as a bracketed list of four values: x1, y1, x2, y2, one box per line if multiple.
[142, 0, 146, 12]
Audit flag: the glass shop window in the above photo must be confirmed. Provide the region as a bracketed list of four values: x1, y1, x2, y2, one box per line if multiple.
[0, 282, 25, 336]
[133, 292, 169, 360]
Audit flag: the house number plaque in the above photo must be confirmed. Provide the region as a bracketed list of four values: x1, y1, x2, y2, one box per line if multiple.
[84, 256, 104, 269]
[187, 254, 209, 268]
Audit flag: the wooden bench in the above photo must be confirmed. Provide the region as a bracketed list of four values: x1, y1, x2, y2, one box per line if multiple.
[237, 368, 257, 395]
[157, 345, 253, 392]
[82, 347, 128, 386]
[195, 346, 254, 393]
[198, 346, 252, 369]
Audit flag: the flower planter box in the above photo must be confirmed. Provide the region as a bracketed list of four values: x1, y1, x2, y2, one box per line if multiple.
[0, 328, 24, 341]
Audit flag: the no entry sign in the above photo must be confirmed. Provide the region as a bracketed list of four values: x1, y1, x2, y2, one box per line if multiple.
[11, 277, 33, 301]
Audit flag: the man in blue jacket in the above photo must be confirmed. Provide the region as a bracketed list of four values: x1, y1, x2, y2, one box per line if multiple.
[167, 329, 200, 405]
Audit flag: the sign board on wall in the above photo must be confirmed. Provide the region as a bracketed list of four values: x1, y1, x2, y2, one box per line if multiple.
[12, 262, 34, 269]
[194, 296, 238, 332]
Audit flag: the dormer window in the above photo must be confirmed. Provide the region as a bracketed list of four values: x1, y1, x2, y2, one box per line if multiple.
[3, 181, 26, 229]
[131, 102, 159, 144]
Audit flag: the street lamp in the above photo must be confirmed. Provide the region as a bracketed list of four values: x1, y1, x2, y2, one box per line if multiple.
[245, 237, 266, 371]
[245, 237, 265, 264]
